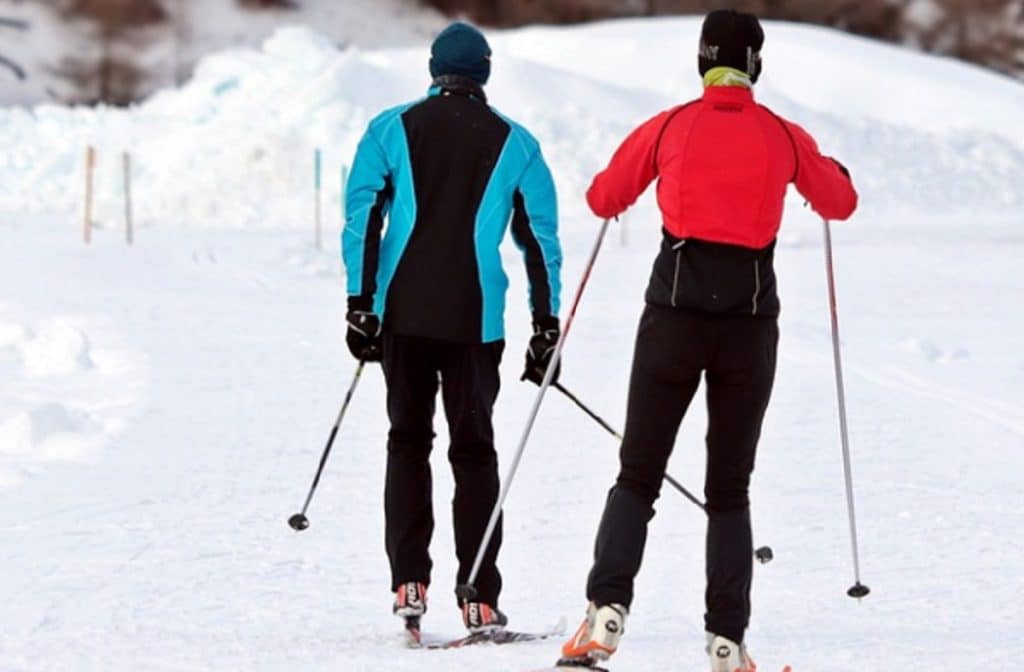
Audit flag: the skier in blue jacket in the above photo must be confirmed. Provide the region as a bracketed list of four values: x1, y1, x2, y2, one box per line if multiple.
[342, 21, 562, 638]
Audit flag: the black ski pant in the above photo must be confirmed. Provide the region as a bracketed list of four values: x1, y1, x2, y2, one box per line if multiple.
[586, 304, 778, 644]
[381, 332, 504, 607]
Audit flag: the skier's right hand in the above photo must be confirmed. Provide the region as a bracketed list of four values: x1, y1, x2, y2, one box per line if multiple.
[346, 307, 382, 363]
[521, 316, 561, 386]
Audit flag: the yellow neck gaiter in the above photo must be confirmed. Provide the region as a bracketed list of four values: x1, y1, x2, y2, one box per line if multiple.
[703, 66, 752, 89]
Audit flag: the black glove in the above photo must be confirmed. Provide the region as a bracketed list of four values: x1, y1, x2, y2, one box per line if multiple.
[521, 316, 561, 386]
[346, 298, 382, 362]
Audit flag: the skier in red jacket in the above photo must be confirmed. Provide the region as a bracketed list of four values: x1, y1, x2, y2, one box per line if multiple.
[560, 10, 857, 672]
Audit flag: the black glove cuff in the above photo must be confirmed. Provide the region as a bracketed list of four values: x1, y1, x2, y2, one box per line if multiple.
[348, 295, 373, 312]
[532, 314, 560, 332]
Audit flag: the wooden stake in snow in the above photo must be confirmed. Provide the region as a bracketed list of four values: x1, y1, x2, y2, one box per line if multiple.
[123, 152, 134, 245]
[314, 149, 323, 250]
[83, 146, 96, 244]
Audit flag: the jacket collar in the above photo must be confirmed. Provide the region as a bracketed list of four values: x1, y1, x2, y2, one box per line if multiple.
[701, 86, 755, 104]
[428, 74, 487, 104]
[703, 66, 752, 89]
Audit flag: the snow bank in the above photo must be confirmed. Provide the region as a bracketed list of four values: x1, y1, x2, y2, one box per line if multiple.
[0, 18, 1022, 230]
[0, 314, 146, 490]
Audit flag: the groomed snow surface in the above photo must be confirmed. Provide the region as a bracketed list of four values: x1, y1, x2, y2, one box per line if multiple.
[2, 16, 1023, 672]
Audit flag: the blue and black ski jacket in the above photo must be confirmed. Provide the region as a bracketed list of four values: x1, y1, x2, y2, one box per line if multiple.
[343, 76, 562, 344]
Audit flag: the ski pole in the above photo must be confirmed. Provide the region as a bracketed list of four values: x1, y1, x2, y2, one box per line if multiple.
[551, 381, 705, 511]
[457, 219, 612, 603]
[552, 381, 774, 564]
[288, 360, 366, 531]
[822, 218, 870, 599]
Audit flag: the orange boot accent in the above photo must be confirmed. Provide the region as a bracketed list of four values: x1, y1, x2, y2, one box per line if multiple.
[561, 619, 616, 659]
[560, 604, 625, 662]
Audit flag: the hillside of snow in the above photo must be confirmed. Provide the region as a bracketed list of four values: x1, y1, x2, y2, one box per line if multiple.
[2, 17, 1023, 672]
[2, 18, 1023, 230]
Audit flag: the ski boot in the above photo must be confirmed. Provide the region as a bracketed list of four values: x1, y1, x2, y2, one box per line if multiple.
[394, 582, 428, 645]
[557, 602, 627, 670]
[461, 601, 508, 634]
[707, 633, 757, 672]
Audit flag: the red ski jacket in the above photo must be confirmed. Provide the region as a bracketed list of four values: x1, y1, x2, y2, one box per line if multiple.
[587, 87, 858, 248]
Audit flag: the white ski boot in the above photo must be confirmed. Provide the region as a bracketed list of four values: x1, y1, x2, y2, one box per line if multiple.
[707, 633, 756, 672]
[559, 602, 628, 665]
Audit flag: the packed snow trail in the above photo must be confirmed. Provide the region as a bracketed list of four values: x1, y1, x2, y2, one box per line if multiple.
[1, 207, 1022, 671]
[2, 15, 1024, 672]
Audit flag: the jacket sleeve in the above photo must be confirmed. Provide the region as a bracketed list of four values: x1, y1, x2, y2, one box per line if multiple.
[342, 125, 393, 310]
[510, 147, 562, 320]
[786, 121, 858, 221]
[586, 109, 673, 219]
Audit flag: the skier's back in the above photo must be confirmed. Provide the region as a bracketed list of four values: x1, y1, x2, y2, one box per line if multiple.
[342, 21, 562, 640]
[559, 10, 857, 672]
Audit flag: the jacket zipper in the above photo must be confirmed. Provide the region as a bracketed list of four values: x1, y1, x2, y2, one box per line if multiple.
[671, 239, 686, 307]
[751, 259, 761, 316]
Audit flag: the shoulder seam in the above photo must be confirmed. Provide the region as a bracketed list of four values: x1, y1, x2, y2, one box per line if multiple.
[653, 100, 700, 173]
[758, 105, 799, 182]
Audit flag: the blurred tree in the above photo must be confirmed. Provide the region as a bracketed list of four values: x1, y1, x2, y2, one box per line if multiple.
[235, 0, 298, 8]
[420, 0, 1024, 80]
[0, 15, 29, 81]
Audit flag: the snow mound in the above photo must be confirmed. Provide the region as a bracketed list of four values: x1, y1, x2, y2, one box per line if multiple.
[0, 403, 103, 489]
[13, 319, 94, 378]
[1, 19, 1023, 230]
[0, 312, 147, 490]
[0, 403, 100, 458]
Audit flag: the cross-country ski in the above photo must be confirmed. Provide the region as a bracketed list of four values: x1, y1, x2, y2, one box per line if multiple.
[417, 619, 567, 650]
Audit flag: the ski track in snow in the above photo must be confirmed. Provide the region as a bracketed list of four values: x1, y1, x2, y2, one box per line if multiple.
[2, 15, 1024, 672]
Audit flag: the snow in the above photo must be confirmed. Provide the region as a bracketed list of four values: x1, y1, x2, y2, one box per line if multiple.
[2, 15, 1024, 672]
[0, 311, 145, 490]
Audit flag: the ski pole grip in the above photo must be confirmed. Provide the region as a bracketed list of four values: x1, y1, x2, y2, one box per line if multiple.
[455, 584, 478, 605]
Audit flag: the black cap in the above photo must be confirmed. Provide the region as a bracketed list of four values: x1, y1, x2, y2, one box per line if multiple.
[698, 10, 765, 83]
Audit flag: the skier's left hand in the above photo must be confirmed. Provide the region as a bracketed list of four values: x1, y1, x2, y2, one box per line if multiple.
[521, 316, 561, 386]
[345, 308, 382, 363]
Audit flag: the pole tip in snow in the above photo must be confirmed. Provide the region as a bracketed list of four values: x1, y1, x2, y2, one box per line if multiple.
[288, 513, 310, 531]
[847, 583, 870, 599]
[454, 584, 478, 604]
[754, 546, 774, 564]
